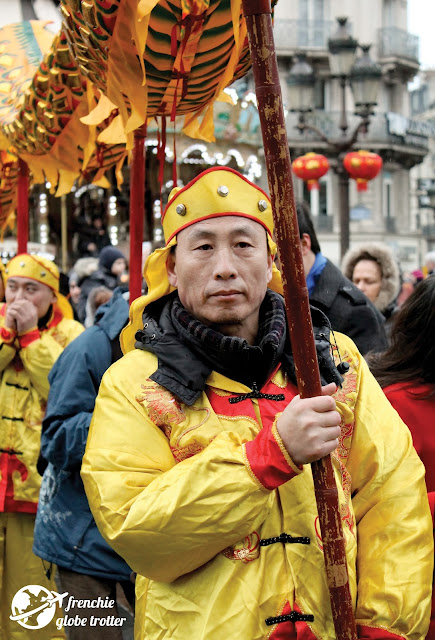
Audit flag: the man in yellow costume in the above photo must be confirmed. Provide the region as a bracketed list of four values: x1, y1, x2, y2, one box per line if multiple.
[0, 254, 83, 639]
[82, 168, 433, 640]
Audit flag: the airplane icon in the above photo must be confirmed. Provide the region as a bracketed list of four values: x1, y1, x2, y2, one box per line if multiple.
[10, 590, 68, 622]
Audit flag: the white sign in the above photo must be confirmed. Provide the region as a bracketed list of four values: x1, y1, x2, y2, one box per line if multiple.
[10, 585, 127, 631]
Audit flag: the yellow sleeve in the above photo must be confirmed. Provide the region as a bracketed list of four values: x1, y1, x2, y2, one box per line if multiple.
[0, 340, 16, 372]
[0, 311, 17, 371]
[19, 319, 83, 399]
[81, 366, 274, 583]
[343, 339, 433, 638]
[19, 332, 64, 398]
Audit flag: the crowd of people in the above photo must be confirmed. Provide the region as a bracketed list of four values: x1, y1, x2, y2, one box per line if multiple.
[0, 168, 434, 640]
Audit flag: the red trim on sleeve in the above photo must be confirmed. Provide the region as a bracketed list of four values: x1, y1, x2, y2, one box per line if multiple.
[48, 307, 63, 328]
[428, 492, 435, 525]
[18, 328, 40, 348]
[244, 418, 302, 490]
[0, 453, 37, 513]
[357, 625, 405, 639]
[0, 326, 16, 344]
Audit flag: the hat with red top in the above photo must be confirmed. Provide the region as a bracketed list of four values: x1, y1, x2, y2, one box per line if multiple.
[162, 167, 274, 244]
[121, 167, 283, 353]
[5, 253, 72, 318]
[5, 253, 60, 291]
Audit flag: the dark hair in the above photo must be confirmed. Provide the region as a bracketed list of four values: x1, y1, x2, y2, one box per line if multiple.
[369, 275, 435, 393]
[296, 201, 321, 254]
[353, 251, 383, 274]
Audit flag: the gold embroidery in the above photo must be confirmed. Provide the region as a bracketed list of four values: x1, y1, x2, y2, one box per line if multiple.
[136, 382, 185, 433]
[221, 531, 260, 563]
[271, 416, 302, 475]
[336, 419, 354, 462]
[354, 621, 406, 638]
[215, 413, 259, 427]
[171, 441, 205, 463]
[175, 406, 210, 446]
[329, 349, 358, 536]
[332, 348, 358, 407]
[241, 443, 269, 492]
[295, 601, 323, 640]
[270, 370, 287, 388]
[266, 598, 292, 639]
[208, 387, 232, 397]
[51, 328, 68, 348]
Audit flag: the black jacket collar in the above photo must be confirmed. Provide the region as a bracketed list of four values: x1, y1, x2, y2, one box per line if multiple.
[135, 291, 343, 405]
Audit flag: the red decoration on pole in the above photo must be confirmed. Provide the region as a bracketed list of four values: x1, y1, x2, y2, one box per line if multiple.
[242, 1, 357, 637]
[343, 149, 382, 191]
[17, 159, 29, 254]
[129, 125, 147, 303]
[292, 152, 329, 190]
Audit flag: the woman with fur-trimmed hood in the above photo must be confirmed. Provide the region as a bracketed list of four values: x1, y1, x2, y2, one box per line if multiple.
[341, 242, 401, 321]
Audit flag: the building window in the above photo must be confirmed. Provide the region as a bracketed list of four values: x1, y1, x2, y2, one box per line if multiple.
[298, 0, 327, 47]
[314, 79, 325, 110]
[410, 86, 429, 115]
[383, 0, 395, 27]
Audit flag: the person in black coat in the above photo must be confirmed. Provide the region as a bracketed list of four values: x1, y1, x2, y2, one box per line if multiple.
[77, 246, 128, 323]
[296, 201, 387, 356]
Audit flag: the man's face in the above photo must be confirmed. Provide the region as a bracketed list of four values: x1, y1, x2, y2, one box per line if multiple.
[5, 277, 57, 318]
[167, 216, 273, 344]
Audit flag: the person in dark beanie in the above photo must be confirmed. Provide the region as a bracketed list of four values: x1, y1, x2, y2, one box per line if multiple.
[77, 246, 128, 323]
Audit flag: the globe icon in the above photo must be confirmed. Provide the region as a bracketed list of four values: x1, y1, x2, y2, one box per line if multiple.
[10, 585, 57, 630]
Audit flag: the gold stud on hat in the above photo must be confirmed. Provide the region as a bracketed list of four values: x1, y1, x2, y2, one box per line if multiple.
[217, 185, 229, 197]
[20, 261, 25, 267]
[176, 204, 186, 216]
[258, 199, 268, 212]
[40, 271, 46, 277]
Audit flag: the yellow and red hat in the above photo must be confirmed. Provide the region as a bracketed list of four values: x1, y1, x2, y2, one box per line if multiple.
[6, 254, 60, 291]
[162, 167, 275, 244]
[121, 167, 283, 353]
[5, 253, 73, 318]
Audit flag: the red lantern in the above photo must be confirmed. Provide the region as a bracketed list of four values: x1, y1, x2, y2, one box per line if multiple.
[292, 152, 329, 190]
[343, 150, 383, 192]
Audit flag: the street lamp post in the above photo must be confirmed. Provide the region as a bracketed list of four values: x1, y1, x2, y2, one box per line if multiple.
[288, 17, 382, 258]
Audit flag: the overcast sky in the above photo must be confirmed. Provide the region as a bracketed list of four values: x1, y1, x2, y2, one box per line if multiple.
[408, 0, 435, 68]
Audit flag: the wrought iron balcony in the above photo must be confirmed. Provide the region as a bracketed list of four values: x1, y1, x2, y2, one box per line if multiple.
[273, 19, 334, 55]
[377, 27, 419, 62]
[285, 110, 432, 153]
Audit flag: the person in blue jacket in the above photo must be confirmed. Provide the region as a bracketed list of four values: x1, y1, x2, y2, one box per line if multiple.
[33, 288, 134, 639]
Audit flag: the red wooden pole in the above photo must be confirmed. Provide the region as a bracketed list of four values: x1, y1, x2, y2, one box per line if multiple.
[242, 1, 357, 637]
[17, 159, 29, 254]
[129, 125, 147, 302]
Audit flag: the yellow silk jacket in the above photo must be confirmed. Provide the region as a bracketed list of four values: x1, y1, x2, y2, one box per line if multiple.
[82, 332, 433, 640]
[0, 304, 83, 511]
